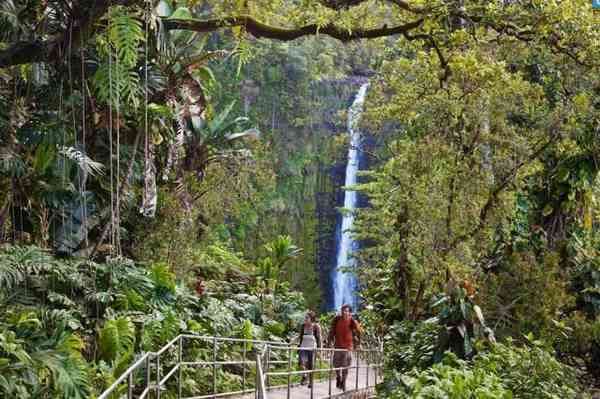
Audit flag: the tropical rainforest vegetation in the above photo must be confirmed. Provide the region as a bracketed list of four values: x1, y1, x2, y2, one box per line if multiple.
[1, 0, 600, 397]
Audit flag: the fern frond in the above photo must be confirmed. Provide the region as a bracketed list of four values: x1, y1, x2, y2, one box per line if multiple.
[98, 318, 135, 363]
[93, 61, 141, 109]
[107, 6, 143, 69]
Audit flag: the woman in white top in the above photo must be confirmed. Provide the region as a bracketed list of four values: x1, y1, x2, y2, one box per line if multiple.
[298, 310, 322, 387]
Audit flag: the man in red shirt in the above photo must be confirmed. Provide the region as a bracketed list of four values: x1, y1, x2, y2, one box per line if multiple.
[328, 304, 362, 391]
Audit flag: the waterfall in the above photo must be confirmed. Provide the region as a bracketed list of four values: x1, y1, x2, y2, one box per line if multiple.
[332, 83, 369, 311]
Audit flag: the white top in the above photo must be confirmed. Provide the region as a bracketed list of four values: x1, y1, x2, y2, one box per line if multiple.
[300, 325, 317, 349]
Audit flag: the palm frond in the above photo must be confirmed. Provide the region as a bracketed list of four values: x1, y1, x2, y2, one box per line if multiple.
[58, 146, 105, 176]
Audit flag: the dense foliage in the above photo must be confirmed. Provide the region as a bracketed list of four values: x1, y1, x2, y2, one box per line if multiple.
[2, 0, 600, 397]
[0, 245, 308, 397]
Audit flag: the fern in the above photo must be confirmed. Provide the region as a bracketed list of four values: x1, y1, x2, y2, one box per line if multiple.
[140, 311, 179, 351]
[93, 61, 141, 108]
[98, 318, 135, 363]
[93, 6, 144, 109]
[232, 39, 254, 77]
[107, 6, 143, 69]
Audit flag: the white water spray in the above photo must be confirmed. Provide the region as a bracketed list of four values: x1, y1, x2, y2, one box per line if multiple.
[333, 83, 369, 311]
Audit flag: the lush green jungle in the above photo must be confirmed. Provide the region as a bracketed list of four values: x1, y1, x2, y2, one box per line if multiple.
[1, 0, 600, 397]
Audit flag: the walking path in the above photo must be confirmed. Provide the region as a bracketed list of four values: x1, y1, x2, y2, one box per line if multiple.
[235, 367, 377, 399]
[97, 335, 382, 399]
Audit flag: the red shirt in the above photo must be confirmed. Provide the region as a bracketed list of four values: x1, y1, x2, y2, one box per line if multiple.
[334, 317, 355, 350]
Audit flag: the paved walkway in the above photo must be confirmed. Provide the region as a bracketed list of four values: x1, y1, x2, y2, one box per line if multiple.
[234, 367, 377, 399]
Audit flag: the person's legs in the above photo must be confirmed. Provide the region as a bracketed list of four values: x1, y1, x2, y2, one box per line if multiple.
[307, 350, 314, 387]
[341, 368, 348, 391]
[333, 351, 343, 389]
[299, 350, 308, 384]
[340, 351, 352, 391]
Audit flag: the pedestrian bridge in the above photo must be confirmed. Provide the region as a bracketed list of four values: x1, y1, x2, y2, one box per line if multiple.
[98, 335, 382, 399]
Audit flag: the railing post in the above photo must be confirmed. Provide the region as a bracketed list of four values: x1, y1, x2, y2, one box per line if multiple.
[355, 349, 359, 390]
[255, 353, 259, 399]
[328, 348, 333, 397]
[366, 350, 369, 388]
[309, 352, 314, 399]
[156, 354, 161, 399]
[145, 355, 151, 394]
[255, 352, 258, 399]
[265, 344, 270, 389]
[287, 346, 291, 399]
[373, 350, 377, 385]
[243, 340, 247, 393]
[127, 371, 133, 399]
[379, 340, 384, 386]
[178, 336, 183, 399]
[213, 336, 218, 398]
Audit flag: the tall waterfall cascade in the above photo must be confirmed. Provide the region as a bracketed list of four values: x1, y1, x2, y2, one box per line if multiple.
[332, 83, 369, 311]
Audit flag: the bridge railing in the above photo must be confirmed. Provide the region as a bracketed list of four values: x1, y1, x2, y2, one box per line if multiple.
[262, 345, 382, 399]
[97, 335, 383, 399]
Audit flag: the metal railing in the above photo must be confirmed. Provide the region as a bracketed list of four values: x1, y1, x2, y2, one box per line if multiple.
[97, 334, 383, 399]
[261, 345, 382, 399]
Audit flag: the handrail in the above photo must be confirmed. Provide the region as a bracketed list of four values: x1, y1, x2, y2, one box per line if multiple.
[255, 345, 269, 399]
[97, 333, 383, 399]
[97, 352, 153, 399]
[262, 346, 382, 399]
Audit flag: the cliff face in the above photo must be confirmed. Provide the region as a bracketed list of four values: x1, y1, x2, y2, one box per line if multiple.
[212, 36, 378, 310]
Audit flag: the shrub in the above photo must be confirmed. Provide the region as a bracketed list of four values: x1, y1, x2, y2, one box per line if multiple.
[473, 339, 580, 398]
[385, 319, 441, 373]
[388, 353, 511, 399]
[384, 339, 584, 399]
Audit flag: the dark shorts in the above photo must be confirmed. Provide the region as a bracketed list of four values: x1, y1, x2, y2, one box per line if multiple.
[299, 350, 314, 369]
[333, 350, 352, 368]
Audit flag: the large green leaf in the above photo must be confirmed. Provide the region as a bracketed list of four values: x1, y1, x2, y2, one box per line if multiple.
[98, 318, 135, 363]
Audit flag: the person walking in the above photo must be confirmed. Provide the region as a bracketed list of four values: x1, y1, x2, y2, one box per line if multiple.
[328, 304, 362, 391]
[298, 310, 322, 387]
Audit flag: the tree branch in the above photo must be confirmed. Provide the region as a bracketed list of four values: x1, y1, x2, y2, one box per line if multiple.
[0, 0, 121, 68]
[446, 133, 559, 252]
[0, 41, 53, 67]
[163, 15, 424, 42]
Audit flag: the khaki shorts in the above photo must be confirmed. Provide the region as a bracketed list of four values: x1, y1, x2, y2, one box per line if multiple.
[332, 350, 352, 368]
